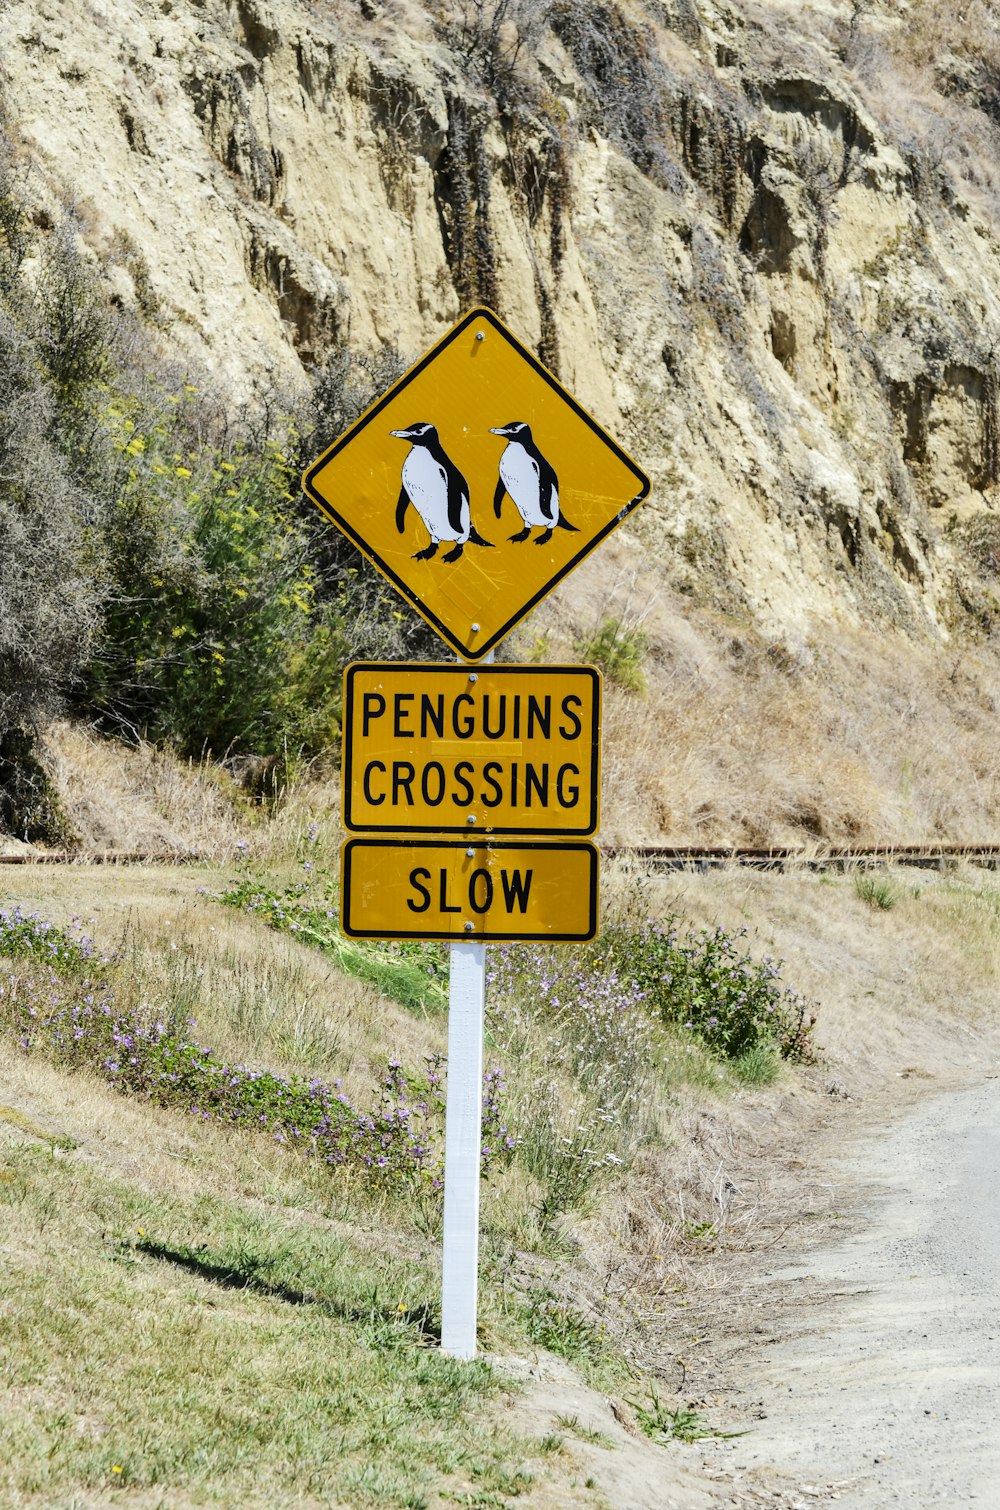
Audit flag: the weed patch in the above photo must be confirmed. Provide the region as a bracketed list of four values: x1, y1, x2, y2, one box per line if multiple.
[630, 1382, 740, 1444]
[0, 906, 105, 975]
[854, 871, 900, 910]
[523, 1284, 605, 1362]
[599, 918, 817, 1062]
[488, 942, 656, 1221]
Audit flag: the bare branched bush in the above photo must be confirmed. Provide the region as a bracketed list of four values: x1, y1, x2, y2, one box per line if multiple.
[439, 0, 551, 103]
[0, 281, 106, 838]
[952, 513, 1000, 580]
[551, 0, 675, 185]
[0, 311, 103, 733]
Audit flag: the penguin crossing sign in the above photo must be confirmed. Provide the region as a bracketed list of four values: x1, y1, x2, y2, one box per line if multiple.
[302, 307, 650, 662]
[304, 309, 647, 1359]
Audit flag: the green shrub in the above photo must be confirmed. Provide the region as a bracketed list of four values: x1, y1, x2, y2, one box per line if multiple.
[574, 616, 647, 692]
[78, 414, 344, 758]
[598, 918, 817, 1062]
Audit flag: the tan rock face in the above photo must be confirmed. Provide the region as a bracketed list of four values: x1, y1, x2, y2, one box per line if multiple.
[3, 0, 1000, 637]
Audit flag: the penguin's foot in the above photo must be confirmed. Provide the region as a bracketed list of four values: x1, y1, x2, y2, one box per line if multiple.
[508, 527, 532, 543]
[413, 543, 438, 561]
[442, 543, 464, 563]
[534, 528, 553, 545]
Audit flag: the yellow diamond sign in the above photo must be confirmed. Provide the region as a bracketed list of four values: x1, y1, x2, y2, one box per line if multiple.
[302, 307, 650, 661]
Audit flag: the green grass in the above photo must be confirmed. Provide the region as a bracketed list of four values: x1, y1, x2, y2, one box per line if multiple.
[0, 1141, 529, 1509]
[853, 871, 900, 910]
[554, 1414, 614, 1447]
[731, 1044, 781, 1085]
[220, 875, 449, 1014]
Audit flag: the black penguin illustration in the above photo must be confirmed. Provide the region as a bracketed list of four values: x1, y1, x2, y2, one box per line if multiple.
[489, 422, 578, 544]
[390, 423, 494, 563]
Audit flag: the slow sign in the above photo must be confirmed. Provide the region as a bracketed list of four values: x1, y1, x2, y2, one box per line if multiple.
[343, 662, 601, 836]
[340, 838, 599, 942]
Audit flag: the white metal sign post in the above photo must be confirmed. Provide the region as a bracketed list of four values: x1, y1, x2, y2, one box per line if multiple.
[441, 647, 491, 1359]
[440, 934, 487, 1357]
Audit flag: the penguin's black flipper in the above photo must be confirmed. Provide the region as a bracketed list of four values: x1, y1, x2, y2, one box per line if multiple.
[538, 458, 559, 522]
[395, 485, 409, 533]
[555, 514, 579, 532]
[468, 525, 495, 548]
[447, 479, 468, 536]
[493, 477, 508, 518]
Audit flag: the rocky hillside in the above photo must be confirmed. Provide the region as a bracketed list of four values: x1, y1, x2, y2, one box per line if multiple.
[4, 0, 1000, 845]
[5, 0, 1000, 620]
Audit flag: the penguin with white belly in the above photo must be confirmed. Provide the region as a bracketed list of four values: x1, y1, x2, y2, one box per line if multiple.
[390, 423, 494, 563]
[489, 421, 578, 545]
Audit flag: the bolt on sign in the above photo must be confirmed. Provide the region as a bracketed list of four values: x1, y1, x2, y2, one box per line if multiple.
[342, 662, 602, 836]
[341, 838, 599, 942]
[301, 307, 650, 662]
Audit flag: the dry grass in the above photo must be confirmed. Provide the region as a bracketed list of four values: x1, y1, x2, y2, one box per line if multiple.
[4, 844, 1000, 1499]
[531, 564, 1000, 848]
[41, 721, 249, 858]
[29, 583, 1000, 860]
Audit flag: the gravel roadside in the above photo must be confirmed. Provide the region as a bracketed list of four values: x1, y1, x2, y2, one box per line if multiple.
[704, 1075, 1000, 1506]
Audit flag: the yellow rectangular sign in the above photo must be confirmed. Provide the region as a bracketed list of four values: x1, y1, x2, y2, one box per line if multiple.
[341, 838, 599, 942]
[343, 663, 601, 836]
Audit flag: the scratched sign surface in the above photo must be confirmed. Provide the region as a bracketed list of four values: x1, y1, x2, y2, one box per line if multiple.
[302, 308, 649, 661]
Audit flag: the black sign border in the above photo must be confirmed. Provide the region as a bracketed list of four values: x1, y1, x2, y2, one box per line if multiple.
[301, 307, 650, 662]
[342, 662, 601, 837]
[341, 837, 599, 942]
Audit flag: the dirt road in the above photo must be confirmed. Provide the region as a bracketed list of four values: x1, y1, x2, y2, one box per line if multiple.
[708, 1076, 1000, 1505]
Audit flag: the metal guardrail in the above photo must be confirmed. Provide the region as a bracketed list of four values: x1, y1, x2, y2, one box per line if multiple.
[2, 844, 1000, 870]
[0, 850, 201, 866]
[603, 844, 1000, 872]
